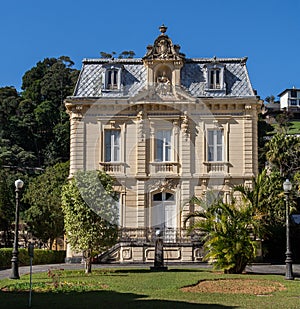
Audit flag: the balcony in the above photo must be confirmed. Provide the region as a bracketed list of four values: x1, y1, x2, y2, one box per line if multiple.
[99, 162, 125, 174]
[203, 161, 229, 174]
[149, 162, 179, 175]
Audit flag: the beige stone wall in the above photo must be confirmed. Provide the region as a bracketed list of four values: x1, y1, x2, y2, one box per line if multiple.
[65, 96, 260, 235]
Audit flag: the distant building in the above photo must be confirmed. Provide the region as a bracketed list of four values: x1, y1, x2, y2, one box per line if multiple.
[65, 25, 261, 263]
[278, 87, 300, 113]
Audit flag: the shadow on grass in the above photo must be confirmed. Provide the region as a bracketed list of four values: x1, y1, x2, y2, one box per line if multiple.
[246, 270, 300, 279]
[0, 290, 237, 309]
[113, 268, 209, 274]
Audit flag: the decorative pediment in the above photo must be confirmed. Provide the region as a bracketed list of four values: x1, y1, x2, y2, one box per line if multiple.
[130, 85, 195, 103]
[143, 25, 185, 61]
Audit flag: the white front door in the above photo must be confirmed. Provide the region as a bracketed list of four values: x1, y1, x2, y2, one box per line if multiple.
[152, 192, 176, 243]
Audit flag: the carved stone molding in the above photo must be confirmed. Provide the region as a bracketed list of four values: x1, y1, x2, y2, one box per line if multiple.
[147, 178, 179, 192]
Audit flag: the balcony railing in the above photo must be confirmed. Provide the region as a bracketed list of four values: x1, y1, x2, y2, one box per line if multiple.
[149, 162, 179, 175]
[203, 161, 229, 174]
[117, 227, 204, 244]
[99, 162, 125, 174]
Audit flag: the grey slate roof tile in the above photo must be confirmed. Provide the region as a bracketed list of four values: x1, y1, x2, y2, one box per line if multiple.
[73, 58, 255, 98]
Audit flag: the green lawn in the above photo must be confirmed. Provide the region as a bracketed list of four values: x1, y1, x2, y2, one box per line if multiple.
[0, 267, 299, 308]
[288, 121, 300, 135]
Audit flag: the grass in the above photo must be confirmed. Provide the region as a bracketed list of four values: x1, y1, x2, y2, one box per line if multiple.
[288, 121, 300, 135]
[0, 267, 299, 308]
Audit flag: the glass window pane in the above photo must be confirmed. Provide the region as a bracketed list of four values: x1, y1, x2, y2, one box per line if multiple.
[207, 130, 223, 162]
[113, 70, 117, 85]
[105, 131, 111, 162]
[208, 131, 213, 145]
[215, 70, 220, 84]
[217, 130, 222, 144]
[156, 139, 163, 161]
[165, 193, 174, 201]
[107, 71, 112, 86]
[156, 130, 172, 162]
[105, 130, 120, 162]
[153, 193, 163, 201]
[217, 146, 223, 161]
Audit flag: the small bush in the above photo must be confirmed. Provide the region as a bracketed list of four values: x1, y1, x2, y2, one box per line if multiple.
[0, 248, 66, 268]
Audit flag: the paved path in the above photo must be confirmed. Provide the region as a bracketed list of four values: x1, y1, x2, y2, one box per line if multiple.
[1, 263, 300, 280]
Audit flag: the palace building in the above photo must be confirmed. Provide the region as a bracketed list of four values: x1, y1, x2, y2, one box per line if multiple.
[65, 25, 261, 263]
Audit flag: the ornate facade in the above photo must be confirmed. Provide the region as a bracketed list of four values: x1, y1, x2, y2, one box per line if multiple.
[65, 25, 261, 263]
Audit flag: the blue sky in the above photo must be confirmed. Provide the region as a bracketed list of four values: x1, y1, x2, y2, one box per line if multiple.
[0, 0, 299, 100]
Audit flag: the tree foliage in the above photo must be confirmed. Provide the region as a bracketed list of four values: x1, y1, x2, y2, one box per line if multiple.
[0, 56, 79, 169]
[23, 162, 69, 248]
[62, 170, 119, 273]
[0, 56, 78, 249]
[266, 133, 300, 178]
[100, 50, 135, 59]
[0, 170, 14, 247]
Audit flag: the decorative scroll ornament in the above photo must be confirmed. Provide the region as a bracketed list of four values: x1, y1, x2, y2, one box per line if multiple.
[137, 111, 145, 141]
[181, 111, 189, 140]
[147, 178, 179, 192]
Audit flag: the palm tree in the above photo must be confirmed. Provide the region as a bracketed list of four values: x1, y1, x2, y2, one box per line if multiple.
[185, 194, 261, 274]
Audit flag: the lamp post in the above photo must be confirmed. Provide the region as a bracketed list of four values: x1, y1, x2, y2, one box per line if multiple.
[283, 179, 294, 280]
[10, 179, 24, 280]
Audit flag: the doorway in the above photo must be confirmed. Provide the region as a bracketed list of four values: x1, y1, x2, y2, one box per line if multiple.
[152, 192, 176, 242]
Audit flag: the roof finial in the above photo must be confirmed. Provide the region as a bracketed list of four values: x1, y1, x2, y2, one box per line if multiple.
[159, 24, 167, 35]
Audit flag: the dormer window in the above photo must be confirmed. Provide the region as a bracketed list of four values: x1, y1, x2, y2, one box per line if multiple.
[107, 69, 118, 90]
[104, 66, 122, 91]
[209, 69, 221, 89]
[205, 62, 225, 91]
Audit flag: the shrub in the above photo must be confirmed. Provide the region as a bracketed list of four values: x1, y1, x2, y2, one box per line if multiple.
[0, 248, 66, 268]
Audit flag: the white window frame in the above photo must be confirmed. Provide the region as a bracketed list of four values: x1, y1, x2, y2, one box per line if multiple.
[155, 129, 172, 162]
[104, 129, 120, 162]
[207, 129, 224, 162]
[104, 66, 122, 91]
[205, 63, 225, 91]
[209, 69, 221, 89]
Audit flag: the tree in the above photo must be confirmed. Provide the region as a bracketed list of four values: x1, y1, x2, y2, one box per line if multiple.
[266, 133, 300, 178]
[61, 170, 119, 273]
[19, 56, 79, 166]
[100, 51, 136, 59]
[23, 162, 69, 248]
[185, 195, 260, 274]
[233, 169, 300, 262]
[0, 170, 14, 247]
[100, 51, 116, 59]
[264, 95, 276, 104]
[118, 50, 135, 59]
[257, 115, 274, 171]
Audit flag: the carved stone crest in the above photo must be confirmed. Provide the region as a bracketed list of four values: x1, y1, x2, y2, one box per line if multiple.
[143, 25, 185, 61]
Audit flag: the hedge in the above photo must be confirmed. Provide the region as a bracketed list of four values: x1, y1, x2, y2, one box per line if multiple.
[0, 248, 66, 268]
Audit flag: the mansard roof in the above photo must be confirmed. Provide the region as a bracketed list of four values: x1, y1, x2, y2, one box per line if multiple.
[73, 56, 255, 98]
[72, 25, 256, 99]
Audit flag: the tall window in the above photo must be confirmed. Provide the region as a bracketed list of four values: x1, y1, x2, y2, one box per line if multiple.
[156, 130, 172, 162]
[104, 130, 120, 162]
[207, 130, 223, 161]
[209, 69, 220, 89]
